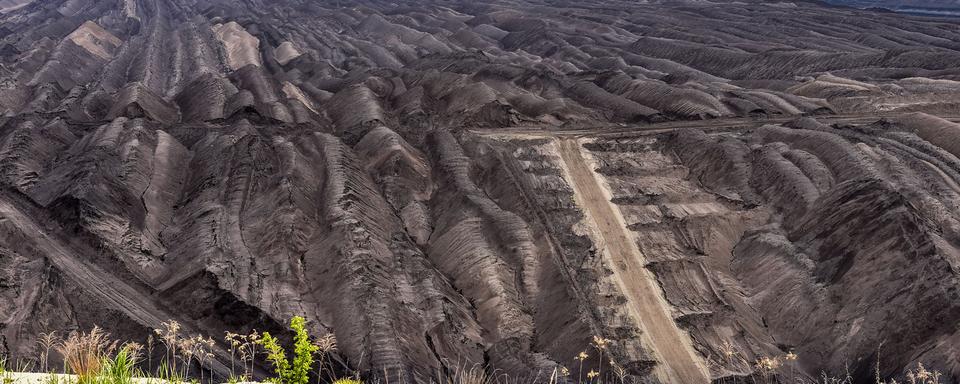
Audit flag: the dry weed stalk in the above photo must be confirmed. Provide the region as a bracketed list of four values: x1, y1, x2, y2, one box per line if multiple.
[591, 336, 609, 380]
[906, 362, 942, 384]
[146, 334, 154, 373]
[122, 342, 144, 366]
[449, 364, 494, 384]
[227, 330, 261, 380]
[37, 331, 60, 372]
[313, 333, 337, 384]
[574, 351, 588, 384]
[154, 320, 182, 375]
[56, 326, 116, 383]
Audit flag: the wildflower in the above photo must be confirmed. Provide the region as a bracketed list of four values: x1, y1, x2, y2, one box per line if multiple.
[916, 363, 930, 380]
[575, 350, 589, 383]
[754, 356, 782, 372]
[225, 332, 242, 347]
[560, 366, 570, 376]
[592, 335, 609, 350]
[785, 351, 798, 361]
[586, 369, 599, 379]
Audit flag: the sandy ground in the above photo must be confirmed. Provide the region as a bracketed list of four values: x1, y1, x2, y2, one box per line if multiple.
[555, 138, 710, 384]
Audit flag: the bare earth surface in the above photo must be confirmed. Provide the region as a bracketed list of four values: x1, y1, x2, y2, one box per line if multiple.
[2, 0, 960, 382]
[556, 138, 709, 383]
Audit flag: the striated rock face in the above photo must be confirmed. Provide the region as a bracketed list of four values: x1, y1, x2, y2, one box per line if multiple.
[2, 0, 960, 383]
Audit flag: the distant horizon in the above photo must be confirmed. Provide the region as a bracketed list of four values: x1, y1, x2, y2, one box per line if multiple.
[825, 0, 960, 16]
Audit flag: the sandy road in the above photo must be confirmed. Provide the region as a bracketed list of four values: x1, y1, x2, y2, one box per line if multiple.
[555, 138, 710, 384]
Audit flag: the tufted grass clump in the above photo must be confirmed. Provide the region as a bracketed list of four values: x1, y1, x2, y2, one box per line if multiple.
[98, 344, 143, 384]
[57, 327, 115, 384]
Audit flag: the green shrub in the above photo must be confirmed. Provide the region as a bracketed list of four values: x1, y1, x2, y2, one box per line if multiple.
[259, 316, 319, 384]
[99, 346, 141, 384]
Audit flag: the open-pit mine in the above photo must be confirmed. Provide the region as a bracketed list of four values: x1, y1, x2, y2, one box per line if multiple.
[2, 0, 960, 382]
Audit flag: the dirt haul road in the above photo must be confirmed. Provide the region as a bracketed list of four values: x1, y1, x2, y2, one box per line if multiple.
[556, 138, 710, 384]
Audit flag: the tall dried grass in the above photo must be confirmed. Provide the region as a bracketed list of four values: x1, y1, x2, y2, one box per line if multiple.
[56, 327, 116, 384]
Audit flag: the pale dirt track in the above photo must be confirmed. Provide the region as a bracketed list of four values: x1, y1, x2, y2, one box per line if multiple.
[555, 138, 710, 384]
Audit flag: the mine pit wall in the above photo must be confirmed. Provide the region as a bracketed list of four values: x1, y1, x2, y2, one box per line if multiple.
[574, 136, 776, 382]
[458, 135, 602, 373]
[498, 125, 960, 383]
[3, 113, 959, 382]
[425, 131, 548, 373]
[456, 133, 699, 381]
[663, 124, 960, 382]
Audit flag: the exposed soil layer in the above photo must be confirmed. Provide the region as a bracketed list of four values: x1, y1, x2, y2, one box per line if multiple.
[2, 0, 960, 383]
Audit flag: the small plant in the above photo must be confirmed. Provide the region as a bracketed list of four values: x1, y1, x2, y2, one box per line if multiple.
[188, 336, 216, 383]
[905, 362, 942, 384]
[609, 361, 627, 384]
[332, 379, 363, 384]
[225, 332, 241, 377]
[44, 372, 65, 384]
[547, 365, 570, 384]
[146, 335, 155, 373]
[100, 343, 142, 384]
[587, 368, 600, 382]
[38, 331, 61, 373]
[154, 321, 182, 376]
[259, 316, 319, 384]
[0, 358, 29, 384]
[444, 365, 494, 384]
[591, 335, 609, 381]
[155, 360, 183, 384]
[313, 333, 337, 384]
[574, 351, 588, 384]
[0, 357, 12, 384]
[57, 327, 115, 384]
[227, 330, 261, 380]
